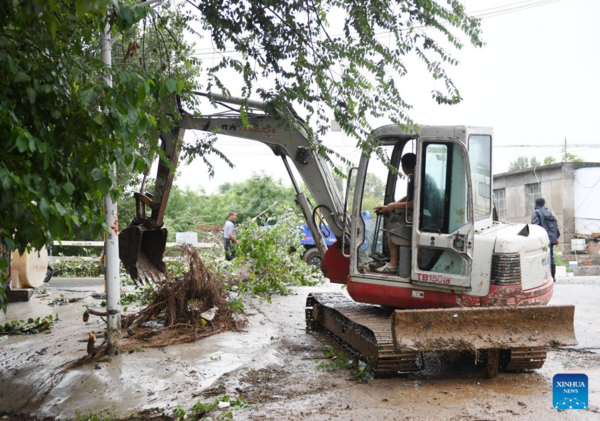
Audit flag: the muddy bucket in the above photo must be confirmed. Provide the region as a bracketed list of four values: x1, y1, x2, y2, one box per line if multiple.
[392, 305, 577, 353]
[119, 224, 168, 284]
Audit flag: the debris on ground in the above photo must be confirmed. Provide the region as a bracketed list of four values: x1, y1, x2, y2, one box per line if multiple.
[27, 246, 246, 409]
[121, 245, 245, 348]
[48, 294, 84, 307]
[0, 314, 59, 335]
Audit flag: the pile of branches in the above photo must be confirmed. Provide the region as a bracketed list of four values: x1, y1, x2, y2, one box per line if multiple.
[123, 245, 243, 347]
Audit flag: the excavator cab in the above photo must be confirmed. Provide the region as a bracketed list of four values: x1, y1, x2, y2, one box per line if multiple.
[316, 125, 576, 376]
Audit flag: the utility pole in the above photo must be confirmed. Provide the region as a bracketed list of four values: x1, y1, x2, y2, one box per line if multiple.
[101, 24, 121, 355]
[99, 0, 165, 355]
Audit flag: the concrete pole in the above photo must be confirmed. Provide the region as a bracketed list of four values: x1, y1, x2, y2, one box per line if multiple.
[101, 23, 121, 355]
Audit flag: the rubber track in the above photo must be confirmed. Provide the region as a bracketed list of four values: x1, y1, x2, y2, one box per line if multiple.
[306, 292, 419, 377]
[503, 347, 547, 371]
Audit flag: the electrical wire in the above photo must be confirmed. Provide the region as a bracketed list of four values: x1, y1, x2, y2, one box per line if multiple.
[186, 0, 563, 60]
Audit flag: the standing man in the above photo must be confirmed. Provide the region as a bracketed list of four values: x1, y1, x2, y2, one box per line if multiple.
[532, 198, 560, 282]
[374, 153, 416, 274]
[223, 211, 238, 261]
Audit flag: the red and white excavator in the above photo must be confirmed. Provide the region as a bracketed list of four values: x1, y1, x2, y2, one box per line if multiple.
[119, 94, 577, 377]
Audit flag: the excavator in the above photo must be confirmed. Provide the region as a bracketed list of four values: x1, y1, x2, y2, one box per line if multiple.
[119, 93, 577, 378]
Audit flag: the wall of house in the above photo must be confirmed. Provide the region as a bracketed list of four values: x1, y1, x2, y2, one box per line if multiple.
[493, 165, 572, 243]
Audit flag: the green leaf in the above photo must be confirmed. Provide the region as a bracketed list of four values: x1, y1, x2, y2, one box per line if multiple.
[97, 177, 113, 195]
[91, 168, 103, 181]
[39, 198, 52, 218]
[49, 215, 66, 238]
[92, 112, 106, 126]
[79, 88, 95, 106]
[135, 158, 146, 173]
[137, 115, 149, 134]
[88, 58, 105, 70]
[117, 4, 135, 27]
[14, 72, 31, 83]
[166, 78, 178, 94]
[64, 182, 75, 196]
[55, 202, 67, 216]
[75, 0, 92, 16]
[16, 135, 28, 153]
[137, 85, 147, 103]
[26, 87, 36, 104]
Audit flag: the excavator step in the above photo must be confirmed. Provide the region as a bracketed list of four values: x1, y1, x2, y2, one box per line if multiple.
[306, 292, 420, 377]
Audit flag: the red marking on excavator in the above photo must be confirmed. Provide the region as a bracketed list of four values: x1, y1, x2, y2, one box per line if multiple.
[320, 245, 349, 284]
[346, 277, 554, 309]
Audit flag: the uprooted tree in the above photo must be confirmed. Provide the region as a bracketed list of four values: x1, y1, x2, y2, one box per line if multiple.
[1, 0, 483, 311]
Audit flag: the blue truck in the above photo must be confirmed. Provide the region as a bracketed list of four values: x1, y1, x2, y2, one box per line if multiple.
[300, 211, 371, 267]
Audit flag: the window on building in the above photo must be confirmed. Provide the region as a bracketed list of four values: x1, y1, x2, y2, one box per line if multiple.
[526, 183, 542, 212]
[494, 189, 506, 219]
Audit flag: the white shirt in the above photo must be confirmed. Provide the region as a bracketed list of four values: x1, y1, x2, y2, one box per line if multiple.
[223, 220, 236, 239]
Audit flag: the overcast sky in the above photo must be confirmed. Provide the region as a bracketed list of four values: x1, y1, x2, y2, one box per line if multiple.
[174, 0, 600, 194]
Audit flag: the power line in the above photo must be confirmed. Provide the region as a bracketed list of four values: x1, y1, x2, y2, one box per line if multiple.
[186, 0, 563, 59]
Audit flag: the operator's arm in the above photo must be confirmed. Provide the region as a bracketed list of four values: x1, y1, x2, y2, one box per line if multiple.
[375, 199, 414, 213]
[228, 232, 239, 244]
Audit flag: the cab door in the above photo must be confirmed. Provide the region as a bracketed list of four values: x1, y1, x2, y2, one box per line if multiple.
[411, 138, 474, 289]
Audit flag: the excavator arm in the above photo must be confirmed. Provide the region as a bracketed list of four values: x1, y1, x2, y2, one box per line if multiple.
[119, 127, 185, 284]
[179, 94, 347, 240]
[120, 94, 348, 284]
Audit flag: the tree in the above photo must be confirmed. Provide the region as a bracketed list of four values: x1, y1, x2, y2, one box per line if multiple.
[563, 152, 584, 163]
[202, 172, 298, 224]
[508, 156, 539, 172]
[187, 0, 483, 164]
[1, 0, 484, 311]
[0, 1, 199, 311]
[544, 156, 557, 165]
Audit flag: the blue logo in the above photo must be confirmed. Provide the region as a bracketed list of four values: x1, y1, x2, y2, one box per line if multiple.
[553, 374, 588, 410]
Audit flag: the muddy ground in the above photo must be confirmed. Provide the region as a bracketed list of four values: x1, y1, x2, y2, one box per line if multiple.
[1, 277, 599, 420]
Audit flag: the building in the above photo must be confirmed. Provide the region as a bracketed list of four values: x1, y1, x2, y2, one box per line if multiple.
[493, 162, 600, 246]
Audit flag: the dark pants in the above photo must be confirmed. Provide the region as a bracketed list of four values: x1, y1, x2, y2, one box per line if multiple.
[550, 243, 555, 266]
[224, 238, 235, 261]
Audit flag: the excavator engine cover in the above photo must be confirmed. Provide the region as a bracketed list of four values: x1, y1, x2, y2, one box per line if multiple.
[119, 224, 168, 284]
[392, 305, 577, 353]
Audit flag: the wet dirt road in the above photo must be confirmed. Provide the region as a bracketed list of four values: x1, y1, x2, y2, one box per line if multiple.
[0, 277, 598, 420]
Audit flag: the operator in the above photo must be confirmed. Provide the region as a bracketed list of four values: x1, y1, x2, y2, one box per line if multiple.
[531, 198, 560, 282]
[223, 211, 239, 261]
[374, 153, 416, 274]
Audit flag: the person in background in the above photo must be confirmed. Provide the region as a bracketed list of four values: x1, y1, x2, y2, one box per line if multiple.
[532, 198, 560, 282]
[223, 211, 238, 261]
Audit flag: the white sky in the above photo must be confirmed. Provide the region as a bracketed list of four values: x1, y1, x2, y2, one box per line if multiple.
[174, 0, 600, 194]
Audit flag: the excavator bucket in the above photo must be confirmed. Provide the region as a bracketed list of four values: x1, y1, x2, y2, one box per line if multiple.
[119, 224, 168, 284]
[392, 305, 577, 353]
